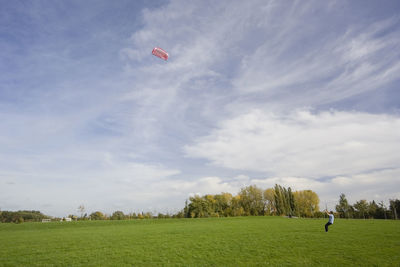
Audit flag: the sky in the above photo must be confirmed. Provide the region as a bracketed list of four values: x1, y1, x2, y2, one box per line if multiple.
[1, 0, 399, 217]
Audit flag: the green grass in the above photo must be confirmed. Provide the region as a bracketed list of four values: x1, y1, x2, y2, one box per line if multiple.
[0, 217, 399, 266]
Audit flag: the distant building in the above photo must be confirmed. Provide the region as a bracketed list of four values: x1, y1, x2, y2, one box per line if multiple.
[60, 217, 72, 222]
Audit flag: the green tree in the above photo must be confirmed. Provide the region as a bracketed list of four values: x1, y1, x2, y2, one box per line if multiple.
[143, 212, 153, 219]
[353, 200, 368, 219]
[0, 210, 47, 223]
[214, 193, 233, 217]
[15, 216, 24, 224]
[183, 200, 189, 218]
[90, 211, 105, 220]
[205, 195, 217, 217]
[274, 184, 285, 215]
[389, 199, 400, 220]
[238, 185, 264, 216]
[111, 211, 125, 220]
[336, 193, 351, 218]
[157, 213, 168, 219]
[231, 195, 244, 216]
[287, 187, 296, 216]
[129, 212, 138, 219]
[367, 201, 378, 218]
[376, 201, 388, 219]
[188, 195, 212, 218]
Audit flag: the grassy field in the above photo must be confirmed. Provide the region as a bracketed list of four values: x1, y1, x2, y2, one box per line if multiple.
[0, 216, 399, 266]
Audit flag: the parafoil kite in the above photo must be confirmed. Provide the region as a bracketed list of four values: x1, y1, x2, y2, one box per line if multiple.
[152, 47, 169, 61]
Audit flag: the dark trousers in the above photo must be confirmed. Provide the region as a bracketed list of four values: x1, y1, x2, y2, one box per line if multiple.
[325, 222, 332, 232]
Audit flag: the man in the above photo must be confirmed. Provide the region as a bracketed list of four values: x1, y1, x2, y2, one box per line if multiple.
[325, 210, 334, 232]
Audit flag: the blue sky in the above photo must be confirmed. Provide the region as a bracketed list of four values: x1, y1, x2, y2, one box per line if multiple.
[1, 0, 399, 217]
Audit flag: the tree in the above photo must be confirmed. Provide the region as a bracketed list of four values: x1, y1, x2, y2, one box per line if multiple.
[377, 201, 388, 219]
[78, 205, 85, 219]
[287, 187, 296, 217]
[231, 195, 244, 216]
[214, 193, 233, 217]
[183, 200, 189, 218]
[293, 190, 320, 217]
[111, 211, 125, 220]
[367, 201, 378, 218]
[353, 200, 368, 219]
[90, 211, 105, 220]
[129, 212, 138, 219]
[238, 185, 264, 216]
[143, 212, 153, 219]
[187, 195, 211, 218]
[0, 210, 47, 223]
[157, 213, 168, 219]
[389, 199, 400, 220]
[204, 195, 217, 217]
[336, 193, 351, 218]
[184, 184, 323, 218]
[16, 216, 24, 224]
[263, 188, 275, 215]
[274, 185, 286, 215]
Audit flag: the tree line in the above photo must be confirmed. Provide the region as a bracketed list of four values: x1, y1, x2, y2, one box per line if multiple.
[1, 185, 399, 223]
[0, 209, 183, 223]
[0, 210, 48, 223]
[183, 184, 321, 218]
[79, 211, 182, 221]
[183, 186, 399, 219]
[335, 193, 399, 219]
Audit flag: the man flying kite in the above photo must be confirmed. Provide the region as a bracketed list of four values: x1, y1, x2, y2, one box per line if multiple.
[325, 210, 334, 232]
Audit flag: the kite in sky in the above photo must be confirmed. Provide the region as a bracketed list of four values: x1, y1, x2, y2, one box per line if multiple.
[152, 47, 169, 61]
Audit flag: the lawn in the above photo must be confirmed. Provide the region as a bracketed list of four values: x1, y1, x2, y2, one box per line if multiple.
[0, 216, 399, 266]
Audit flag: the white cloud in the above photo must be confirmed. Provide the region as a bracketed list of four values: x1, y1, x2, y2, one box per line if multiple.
[158, 176, 237, 197]
[185, 109, 400, 178]
[0, 150, 181, 216]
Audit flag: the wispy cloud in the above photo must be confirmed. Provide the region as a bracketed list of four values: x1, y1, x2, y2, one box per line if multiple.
[233, 12, 400, 108]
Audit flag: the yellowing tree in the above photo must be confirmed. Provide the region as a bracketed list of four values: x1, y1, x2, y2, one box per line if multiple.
[293, 190, 320, 217]
[214, 193, 233, 217]
[239, 185, 264, 216]
[263, 188, 275, 215]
